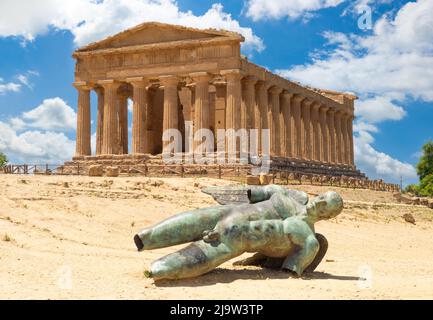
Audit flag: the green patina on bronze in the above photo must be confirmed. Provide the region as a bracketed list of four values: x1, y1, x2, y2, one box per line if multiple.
[134, 185, 344, 281]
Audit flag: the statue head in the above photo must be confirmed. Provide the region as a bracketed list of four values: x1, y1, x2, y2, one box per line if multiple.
[307, 191, 343, 221]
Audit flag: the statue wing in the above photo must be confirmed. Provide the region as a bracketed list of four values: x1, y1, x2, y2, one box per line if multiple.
[285, 189, 309, 206]
[201, 185, 309, 206]
[201, 185, 250, 205]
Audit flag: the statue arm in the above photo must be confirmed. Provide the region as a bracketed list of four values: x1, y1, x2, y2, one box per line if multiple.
[247, 185, 286, 203]
[281, 234, 320, 276]
[248, 185, 309, 205]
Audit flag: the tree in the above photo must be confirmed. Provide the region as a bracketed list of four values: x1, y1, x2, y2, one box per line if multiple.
[404, 184, 420, 196]
[416, 140, 433, 181]
[0, 152, 8, 168]
[411, 140, 433, 197]
[419, 174, 433, 197]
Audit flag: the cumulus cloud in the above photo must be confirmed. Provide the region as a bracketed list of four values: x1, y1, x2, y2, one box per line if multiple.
[278, 0, 433, 101]
[0, 121, 75, 163]
[353, 121, 416, 184]
[244, 0, 345, 21]
[0, 97, 77, 163]
[276, 0, 433, 182]
[354, 127, 417, 182]
[0, 0, 263, 52]
[355, 96, 406, 123]
[20, 97, 77, 131]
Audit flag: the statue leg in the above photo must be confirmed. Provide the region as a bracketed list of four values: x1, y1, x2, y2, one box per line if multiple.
[304, 233, 328, 273]
[134, 206, 233, 251]
[233, 233, 328, 272]
[148, 240, 240, 280]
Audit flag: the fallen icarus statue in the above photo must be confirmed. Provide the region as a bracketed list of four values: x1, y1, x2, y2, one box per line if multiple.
[134, 185, 343, 281]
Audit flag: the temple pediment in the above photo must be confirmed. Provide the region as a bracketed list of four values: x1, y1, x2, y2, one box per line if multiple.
[75, 22, 243, 54]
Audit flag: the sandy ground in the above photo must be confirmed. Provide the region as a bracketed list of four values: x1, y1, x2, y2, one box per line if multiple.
[0, 174, 432, 300]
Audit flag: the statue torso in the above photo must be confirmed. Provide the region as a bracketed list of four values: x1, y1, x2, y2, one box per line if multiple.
[214, 194, 312, 257]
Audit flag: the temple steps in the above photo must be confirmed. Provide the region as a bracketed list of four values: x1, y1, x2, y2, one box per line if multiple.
[60, 154, 365, 178]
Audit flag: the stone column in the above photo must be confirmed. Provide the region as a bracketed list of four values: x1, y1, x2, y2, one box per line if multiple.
[242, 76, 256, 131]
[222, 69, 242, 157]
[291, 95, 304, 159]
[191, 72, 211, 152]
[320, 105, 330, 163]
[348, 115, 355, 166]
[160, 75, 179, 153]
[255, 81, 270, 155]
[242, 76, 256, 156]
[117, 92, 129, 154]
[311, 103, 321, 162]
[341, 113, 348, 165]
[95, 87, 104, 156]
[100, 80, 121, 155]
[301, 99, 313, 160]
[327, 109, 336, 163]
[281, 92, 292, 158]
[335, 111, 343, 164]
[269, 87, 282, 157]
[128, 77, 150, 154]
[74, 83, 91, 157]
[214, 83, 226, 152]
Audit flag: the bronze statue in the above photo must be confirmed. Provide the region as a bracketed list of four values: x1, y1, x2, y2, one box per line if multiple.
[134, 185, 343, 281]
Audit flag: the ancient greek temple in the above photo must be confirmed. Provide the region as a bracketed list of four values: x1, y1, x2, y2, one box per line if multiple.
[71, 22, 361, 176]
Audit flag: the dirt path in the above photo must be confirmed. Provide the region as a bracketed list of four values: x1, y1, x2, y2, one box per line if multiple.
[0, 175, 432, 299]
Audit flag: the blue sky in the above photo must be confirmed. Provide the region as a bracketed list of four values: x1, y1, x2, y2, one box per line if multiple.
[0, 0, 432, 185]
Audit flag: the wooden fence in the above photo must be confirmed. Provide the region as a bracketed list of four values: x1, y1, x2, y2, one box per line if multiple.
[1, 163, 400, 192]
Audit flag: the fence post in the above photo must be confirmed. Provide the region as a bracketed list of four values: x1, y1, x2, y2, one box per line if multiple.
[218, 165, 222, 179]
[77, 163, 80, 176]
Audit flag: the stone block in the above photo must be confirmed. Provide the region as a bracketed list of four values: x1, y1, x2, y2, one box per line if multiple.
[259, 173, 273, 185]
[88, 165, 103, 177]
[246, 175, 260, 185]
[106, 166, 120, 177]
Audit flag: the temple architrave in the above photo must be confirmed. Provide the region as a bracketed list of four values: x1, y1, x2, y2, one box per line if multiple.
[68, 22, 364, 178]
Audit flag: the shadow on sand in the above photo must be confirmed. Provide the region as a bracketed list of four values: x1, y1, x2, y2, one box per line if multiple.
[153, 268, 360, 287]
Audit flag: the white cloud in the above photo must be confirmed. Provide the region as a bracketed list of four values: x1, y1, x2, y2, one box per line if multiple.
[276, 0, 433, 182]
[354, 126, 417, 183]
[341, 0, 393, 16]
[244, 0, 345, 21]
[0, 78, 21, 95]
[352, 123, 414, 184]
[278, 0, 433, 102]
[355, 96, 406, 123]
[16, 71, 39, 89]
[21, 97, 76, 131]
[0, 71, 39, 94]
[0, 0, 263, 52]
[0, 97, 77, 163]
[0, 121, 75, 163]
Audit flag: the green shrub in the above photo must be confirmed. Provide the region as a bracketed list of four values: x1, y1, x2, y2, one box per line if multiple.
[0, 152, 8, 168]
